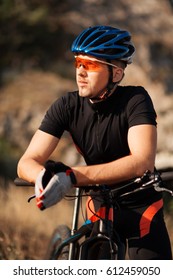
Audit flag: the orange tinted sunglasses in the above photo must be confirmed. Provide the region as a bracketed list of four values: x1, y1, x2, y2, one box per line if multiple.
[74, 57, 104, 72]
[74, 56, 119, 72]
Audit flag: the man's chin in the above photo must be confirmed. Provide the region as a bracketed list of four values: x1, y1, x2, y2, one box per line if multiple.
[78, 91, 92, 98]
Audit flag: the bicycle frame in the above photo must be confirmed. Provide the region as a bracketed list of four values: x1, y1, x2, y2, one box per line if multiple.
[52, 186, 122, 260]
[68, 187, 80, 259]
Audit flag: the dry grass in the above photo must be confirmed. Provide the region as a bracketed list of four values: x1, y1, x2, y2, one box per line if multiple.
[0, 183, 82, 259]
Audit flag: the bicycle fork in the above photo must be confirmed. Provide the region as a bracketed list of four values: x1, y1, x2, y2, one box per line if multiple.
[68, 188, 81, 260]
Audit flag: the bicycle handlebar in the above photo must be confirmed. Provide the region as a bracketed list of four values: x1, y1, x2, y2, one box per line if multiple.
[115, 170, 173, 197]
[14, 177, 34, 186]
[14, 169, 173, 202]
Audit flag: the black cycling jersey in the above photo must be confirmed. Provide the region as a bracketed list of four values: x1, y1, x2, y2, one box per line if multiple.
[39, 85, 161, 207]
[39, 85, 157, 165]
[39, 85, 172, 259]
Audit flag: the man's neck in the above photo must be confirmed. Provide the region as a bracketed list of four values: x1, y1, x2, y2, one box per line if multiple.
[89, 84, 117, 103]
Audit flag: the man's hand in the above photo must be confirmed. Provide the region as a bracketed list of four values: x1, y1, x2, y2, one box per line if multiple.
[35, 161, 77, 210]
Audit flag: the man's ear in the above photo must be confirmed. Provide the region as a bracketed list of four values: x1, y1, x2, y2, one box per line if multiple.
[112, 68, 124, 83]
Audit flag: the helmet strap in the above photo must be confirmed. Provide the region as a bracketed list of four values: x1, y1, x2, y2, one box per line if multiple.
[90, 62, 117, 103]
[95, 64, 117, 100]
[90, 83, 117, 103]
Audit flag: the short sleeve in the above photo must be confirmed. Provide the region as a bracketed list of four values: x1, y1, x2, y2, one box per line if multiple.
[39, 96, 69, 138]
[126, 87, 157, 128]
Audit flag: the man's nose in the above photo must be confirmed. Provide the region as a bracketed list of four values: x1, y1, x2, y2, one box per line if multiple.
[77, 67, 87, 76]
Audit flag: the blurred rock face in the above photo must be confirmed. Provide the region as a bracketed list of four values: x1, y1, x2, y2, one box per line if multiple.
[0, 0, 173, 170]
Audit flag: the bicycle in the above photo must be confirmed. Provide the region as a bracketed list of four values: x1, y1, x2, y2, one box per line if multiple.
[14, 168, 173, 260]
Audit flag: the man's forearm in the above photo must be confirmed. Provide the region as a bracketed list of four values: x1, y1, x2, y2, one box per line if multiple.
[17, 158, 44, 184]
[72, 155, 154, 187]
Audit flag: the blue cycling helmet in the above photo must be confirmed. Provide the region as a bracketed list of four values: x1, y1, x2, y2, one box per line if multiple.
[71, 25, 135, 64]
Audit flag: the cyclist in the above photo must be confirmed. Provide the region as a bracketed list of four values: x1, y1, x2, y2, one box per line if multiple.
[17, 25, 172, 260]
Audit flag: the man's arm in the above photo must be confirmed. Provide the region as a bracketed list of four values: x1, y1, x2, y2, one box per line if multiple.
[18, 124, 156, 210]
[17, 129, 59, 183]
[71, 124, 157, 186]
[18, 124, 157, 187]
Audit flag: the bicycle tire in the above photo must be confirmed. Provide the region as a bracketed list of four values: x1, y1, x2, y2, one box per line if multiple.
[45, 225, 71, 260]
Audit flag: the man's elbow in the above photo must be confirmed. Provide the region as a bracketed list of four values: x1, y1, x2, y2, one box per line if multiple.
[17, 158, 24, 178]
[138, 159, 155, 177]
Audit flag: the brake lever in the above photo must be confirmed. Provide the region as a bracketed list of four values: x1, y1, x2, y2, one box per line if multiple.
[28, 194, 36, 203]
[154, 186, 173, 196]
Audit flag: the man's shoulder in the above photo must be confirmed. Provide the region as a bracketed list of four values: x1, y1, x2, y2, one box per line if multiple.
[54, 90, 79, 107]
[116, 85, 149, 102]
[64, 90, 79, 98]
[62, 90, 81, 103]
[117, 85, 147, 94]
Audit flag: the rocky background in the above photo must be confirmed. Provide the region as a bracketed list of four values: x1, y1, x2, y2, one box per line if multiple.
[1, 0, 173, 176]
[0, 0, 173, 259]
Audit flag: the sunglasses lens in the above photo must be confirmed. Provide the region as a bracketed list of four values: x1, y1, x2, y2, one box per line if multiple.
[75, 58, 102, 71]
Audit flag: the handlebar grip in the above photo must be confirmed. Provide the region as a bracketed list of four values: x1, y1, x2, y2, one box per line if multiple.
[161, 171, 173, 182]
[14, 177, 34, 186]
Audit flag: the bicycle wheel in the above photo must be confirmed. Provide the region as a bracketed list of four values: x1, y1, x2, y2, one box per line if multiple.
[45, 225, 71, 260]
[79, 235, 120, 260]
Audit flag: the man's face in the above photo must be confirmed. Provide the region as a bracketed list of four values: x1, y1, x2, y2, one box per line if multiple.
[75, 55, 110, 99]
